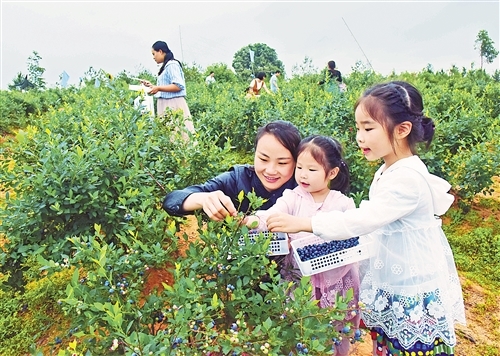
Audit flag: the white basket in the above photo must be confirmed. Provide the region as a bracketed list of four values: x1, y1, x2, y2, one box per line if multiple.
[239, 231, 289, 256]
[291, 235, 374, 276]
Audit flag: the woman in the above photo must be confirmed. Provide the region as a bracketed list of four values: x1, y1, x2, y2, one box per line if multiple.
[318, 60, 346, 92]
[163, 120, 301, 221]
[141, 40, 195, 134]
[246, 72, 271, 98]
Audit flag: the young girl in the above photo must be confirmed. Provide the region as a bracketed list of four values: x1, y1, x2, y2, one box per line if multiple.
[246, 135, 359, 356]
[265, 81, 466, 355]
[163, 120, 301, 221]
[141, 40, 195, 135]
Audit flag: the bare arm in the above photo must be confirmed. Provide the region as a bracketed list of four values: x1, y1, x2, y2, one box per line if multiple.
[266, 213, 312, 233]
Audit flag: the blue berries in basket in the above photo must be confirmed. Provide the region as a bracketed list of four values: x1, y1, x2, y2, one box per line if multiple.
[296, 237, 359, 262]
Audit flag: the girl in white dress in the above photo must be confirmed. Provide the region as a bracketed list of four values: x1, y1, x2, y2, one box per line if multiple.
[265, 81, 466, 356]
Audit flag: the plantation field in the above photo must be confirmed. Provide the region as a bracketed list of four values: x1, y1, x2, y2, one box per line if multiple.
[1, 65, 499, 355]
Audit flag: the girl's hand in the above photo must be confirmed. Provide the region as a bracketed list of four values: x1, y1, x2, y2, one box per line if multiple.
[202, 191, 238, 221]
[241, 215, 260, 229]
[140, 80, 152, 87]
[266, 213, 312, 233]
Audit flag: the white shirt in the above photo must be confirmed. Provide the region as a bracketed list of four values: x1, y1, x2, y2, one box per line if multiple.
[312, 156, 465, 348]
[205, 75, 215, 85]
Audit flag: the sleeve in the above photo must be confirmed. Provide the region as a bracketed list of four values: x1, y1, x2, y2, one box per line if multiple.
[162, 169, 238, 216]
[312, 170, 421, 240]
[345, 196, 355, 211]
[166, 61, 185, 90]
[253, 189, 296, 231]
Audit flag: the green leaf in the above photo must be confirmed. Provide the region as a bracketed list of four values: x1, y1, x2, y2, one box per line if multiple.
[262, 317, 273, 331]
[211, 293, 219, 308]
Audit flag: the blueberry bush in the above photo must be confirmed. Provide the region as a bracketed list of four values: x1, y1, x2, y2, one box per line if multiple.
[0, 64, 499, 354]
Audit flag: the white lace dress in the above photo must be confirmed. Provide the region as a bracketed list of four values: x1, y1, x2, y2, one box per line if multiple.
[311, 156, 466, 349]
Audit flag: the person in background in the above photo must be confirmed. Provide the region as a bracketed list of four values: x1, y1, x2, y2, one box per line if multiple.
[141, 40, 195, 135]
[270, 70, 281, 93]
[163, 120, 301, 221]
[245, 135, 359, 356]
[246, 72, 271, 98]
[318, 60, 346, 92]
[205, 71, 216, 85]
[265, 81, 466, 356]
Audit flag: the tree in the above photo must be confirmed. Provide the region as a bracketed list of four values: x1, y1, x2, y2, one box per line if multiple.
[474, 30, 499, 69]
[232, 43, 284, 81]
[182, 62, 203, 83]
[26, 51, 46, 89]
[8, 72, 28, 90]
[290, 56, 318, 78]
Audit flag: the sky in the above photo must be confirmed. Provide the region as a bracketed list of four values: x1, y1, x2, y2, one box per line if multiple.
[1, 1, 499, 89]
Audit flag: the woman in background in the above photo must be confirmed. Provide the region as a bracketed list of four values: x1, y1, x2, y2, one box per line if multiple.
[141, 40, 195, 134]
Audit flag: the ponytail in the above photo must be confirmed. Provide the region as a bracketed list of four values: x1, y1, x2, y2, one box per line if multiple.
[297, 135, 351, 195]
[421, 116, 435, 149]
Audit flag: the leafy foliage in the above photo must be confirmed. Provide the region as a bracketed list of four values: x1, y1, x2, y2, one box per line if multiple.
[205, 62, 238, 84]
[232, 43, 285, 80]
[0, 84, 227, 289]
[50, 193, 360, 355]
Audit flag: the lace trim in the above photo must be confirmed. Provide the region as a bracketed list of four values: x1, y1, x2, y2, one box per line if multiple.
[360, 287, 463, 348]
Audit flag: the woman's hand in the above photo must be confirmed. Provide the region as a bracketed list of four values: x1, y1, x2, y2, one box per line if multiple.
[266, 213, 312, 233]
[201, 191, 238, 221]
[148, 86, 160, 94]
[140, 79, 152, 87]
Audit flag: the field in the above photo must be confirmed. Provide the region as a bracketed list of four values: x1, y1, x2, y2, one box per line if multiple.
[0, 65, 499, 355]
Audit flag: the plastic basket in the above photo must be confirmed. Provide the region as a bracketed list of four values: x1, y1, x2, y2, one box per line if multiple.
[239, 231, 289, 256]
[291, 235, 374, 276]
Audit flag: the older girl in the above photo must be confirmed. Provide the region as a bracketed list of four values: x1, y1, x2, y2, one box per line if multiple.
[266, 81, 466, 356]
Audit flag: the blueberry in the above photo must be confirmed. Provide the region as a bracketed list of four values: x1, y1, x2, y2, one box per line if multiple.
[109, 288, 115, 294]
[342, 325, 351, 334]
[354, 329, 361, 338]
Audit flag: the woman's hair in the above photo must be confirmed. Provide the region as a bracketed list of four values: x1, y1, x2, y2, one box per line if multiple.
[297, 135, 350, 195]
[255, 72, 266, 80]
[152, 40, 182, 75]
[255, 120, 302, 161]
[354, 81, 435, 154]
[327, 61, 336, 70]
